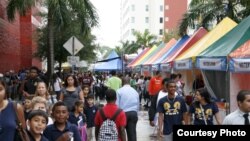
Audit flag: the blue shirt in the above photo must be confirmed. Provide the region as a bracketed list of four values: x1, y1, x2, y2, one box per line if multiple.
[27, 130, 49, 141]
[68, 112, 86, 126]
[0, 100, 17, 141]
[157, 96, 187, 135]
[84, 105, 98, 128]
[116, 85, 139, 112]
[43, 122, 81, 141]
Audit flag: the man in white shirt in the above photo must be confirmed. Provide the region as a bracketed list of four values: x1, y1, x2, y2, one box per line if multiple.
[116, 76, 139, 141]
[223, 90, 250, 125]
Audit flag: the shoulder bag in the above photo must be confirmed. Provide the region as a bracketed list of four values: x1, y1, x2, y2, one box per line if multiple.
[199, 104, 207, 125]
[13, 102, 30, 141]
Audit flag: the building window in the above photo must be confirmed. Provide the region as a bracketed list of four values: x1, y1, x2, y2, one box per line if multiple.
[145, 17, 149, 23]
[165, 17, 169, 22]
[131, 4, 135, 11]
[160, 5, 163, 11]
[159, 29, 163, 35]
[160, 17, 163, 23]
[131, 17, 135, 23]
[145, 5, 149, 11]
[165, 5, 169, 10]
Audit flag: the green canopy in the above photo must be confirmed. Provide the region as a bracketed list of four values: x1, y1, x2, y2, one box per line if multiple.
[196, 15, 250, 71]
[199, 15, 250, 57]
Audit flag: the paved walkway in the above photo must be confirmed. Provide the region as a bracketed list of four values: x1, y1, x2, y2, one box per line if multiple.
[137, 109, 159, 141]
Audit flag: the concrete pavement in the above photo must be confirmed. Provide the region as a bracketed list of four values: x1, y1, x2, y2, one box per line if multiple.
[137, 109, 159, 141]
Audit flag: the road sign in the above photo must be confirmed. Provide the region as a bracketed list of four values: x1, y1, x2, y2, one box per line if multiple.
[67, 56, 80, 65]
[63, 36, 84, 55]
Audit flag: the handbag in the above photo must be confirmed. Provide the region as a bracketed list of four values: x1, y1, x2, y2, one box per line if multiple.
[13, 102, 30, 141]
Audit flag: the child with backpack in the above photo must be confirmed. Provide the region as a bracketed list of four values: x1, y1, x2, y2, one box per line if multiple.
[68, 100, 86, 126]
[68, 100, 87, 141]
[94, 89, 127, 141]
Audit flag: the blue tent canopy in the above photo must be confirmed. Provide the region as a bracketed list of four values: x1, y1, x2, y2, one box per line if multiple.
[94, 50, 122, 71]
[96, 50, 121, 62]
[153, 35, 189, 65]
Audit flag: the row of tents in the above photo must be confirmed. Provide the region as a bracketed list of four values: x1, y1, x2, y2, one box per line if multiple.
[127, 15, 250, 112]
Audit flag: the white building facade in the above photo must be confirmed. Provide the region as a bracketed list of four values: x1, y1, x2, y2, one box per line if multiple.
[120, 0, 164, 43]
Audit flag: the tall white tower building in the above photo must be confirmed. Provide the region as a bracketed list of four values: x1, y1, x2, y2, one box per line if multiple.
[120, 0, 164, 43]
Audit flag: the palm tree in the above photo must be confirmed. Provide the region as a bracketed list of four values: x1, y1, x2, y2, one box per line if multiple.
[118, 40, 138, 54]
[163, 29, 179, 43]
[7, 0, 98, 81]
[133, 29, 156, 50]
[178, 0, 250, 36]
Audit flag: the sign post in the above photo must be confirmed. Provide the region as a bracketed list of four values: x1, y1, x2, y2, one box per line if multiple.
[63, 36, 84, 73]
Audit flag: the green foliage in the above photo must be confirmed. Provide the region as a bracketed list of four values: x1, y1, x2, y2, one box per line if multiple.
[163, 29, 179, 43]
[35, 20, 97, 64]
[178, 0, 250, 36]
[118, 41, 140, 55]
[115, 46, 123, 57]
[132, 29, 156, 48]
[112, 30, 160, 55]
[7, 0, 99, 77]
[7, 0, 35, 22]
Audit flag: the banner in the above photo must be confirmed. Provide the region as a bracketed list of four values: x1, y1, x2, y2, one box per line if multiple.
[160, 63, 172, 72]
[174, 59, 192, 70]
[196, 58, 227, 71]
[134, 66, 141, 72]
[142, 65, 151, 71]
[229, 58, 250, 72]
[152, 64, 159, 71]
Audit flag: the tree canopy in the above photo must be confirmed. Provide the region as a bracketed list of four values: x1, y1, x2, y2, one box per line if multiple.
[178, 0, 250, 36]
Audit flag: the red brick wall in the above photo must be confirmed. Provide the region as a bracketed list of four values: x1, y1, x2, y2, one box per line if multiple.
[0, 1, 21, 72]
[0, 1, 41, 73]
[20, 9, 33, 68]
[164, 0, 188, 32]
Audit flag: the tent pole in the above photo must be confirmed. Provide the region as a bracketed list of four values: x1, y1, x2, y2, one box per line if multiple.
[225, 71, 230, 115]
[192, 68, 195, 92]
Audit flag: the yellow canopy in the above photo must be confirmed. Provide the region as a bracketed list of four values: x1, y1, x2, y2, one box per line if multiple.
[176, 17, 237, 61]
[62, 62, 71, 68]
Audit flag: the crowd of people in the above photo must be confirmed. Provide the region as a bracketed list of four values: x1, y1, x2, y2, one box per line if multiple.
[0, 67, 249, 141]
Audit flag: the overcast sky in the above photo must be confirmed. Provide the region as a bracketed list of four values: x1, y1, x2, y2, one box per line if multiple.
[90, 0, 121, 48]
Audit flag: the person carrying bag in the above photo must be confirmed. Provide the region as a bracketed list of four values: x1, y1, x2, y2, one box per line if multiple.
[13, 102, 30, 141]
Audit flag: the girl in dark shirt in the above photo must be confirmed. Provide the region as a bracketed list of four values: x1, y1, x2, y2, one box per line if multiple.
[189, 88, 222, 125]
[60, 75, 84, 111]
[68, 101, 86, 126]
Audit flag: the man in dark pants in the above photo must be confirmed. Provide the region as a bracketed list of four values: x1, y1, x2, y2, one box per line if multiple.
[116, 76, 140, 141]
